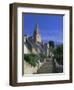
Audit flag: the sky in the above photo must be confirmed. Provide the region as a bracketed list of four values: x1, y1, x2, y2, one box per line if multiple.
[23, 13, 63, 44]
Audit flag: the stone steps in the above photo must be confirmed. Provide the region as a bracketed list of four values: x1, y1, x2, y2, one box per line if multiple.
[37, 59, 54, 73]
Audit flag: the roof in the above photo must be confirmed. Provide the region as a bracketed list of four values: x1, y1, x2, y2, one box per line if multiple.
[24, 36, 46, 54]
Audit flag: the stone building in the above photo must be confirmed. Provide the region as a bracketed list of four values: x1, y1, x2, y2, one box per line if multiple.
[24, 24, 51, 56]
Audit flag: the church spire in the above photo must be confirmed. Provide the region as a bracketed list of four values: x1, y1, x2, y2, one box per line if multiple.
[33, 24, 42, 43]
[34, 24, 39, 34]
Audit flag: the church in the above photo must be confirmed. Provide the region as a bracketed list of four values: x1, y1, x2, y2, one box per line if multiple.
[24, 24, 51, 57]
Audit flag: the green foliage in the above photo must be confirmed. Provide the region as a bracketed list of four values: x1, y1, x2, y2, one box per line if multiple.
[49, 41, 54, 48]
[39, 54, 47, 62]
[24, 54, 40, 67]
[53, 44, 63, 65]
[24, 53, 47, 67]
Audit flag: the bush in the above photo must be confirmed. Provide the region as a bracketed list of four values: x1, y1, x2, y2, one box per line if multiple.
[24, 53, 47, 66]
[39, 54, 47, 62]
[24, 54, 40, 67]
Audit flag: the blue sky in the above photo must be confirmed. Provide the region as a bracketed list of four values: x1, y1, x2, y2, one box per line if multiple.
[23, 13, 63, 44]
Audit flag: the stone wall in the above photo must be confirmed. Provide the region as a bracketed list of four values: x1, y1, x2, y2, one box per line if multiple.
[24, 60, 43, 74]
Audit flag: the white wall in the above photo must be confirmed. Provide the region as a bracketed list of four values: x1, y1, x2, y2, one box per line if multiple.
[0, 0, 74, 90]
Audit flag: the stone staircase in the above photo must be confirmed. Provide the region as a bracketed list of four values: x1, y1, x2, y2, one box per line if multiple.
[37, 58, 54, 73]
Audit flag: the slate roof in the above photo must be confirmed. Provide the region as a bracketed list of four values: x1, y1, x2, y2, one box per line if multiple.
[25, 36, 46, 54]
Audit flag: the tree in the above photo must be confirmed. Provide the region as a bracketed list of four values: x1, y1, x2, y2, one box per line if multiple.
[49, 41, 55, 48]
[53, 44, 63, 65]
